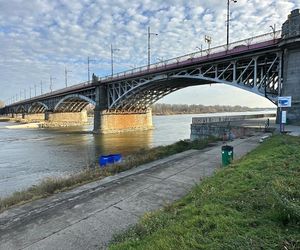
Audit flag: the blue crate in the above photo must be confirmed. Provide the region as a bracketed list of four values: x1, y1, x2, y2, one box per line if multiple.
[99, 154, 122, 167]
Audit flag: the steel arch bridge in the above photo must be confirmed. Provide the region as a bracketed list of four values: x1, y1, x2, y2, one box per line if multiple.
[2, 8, 300, 133]
[1, 31, 281, 116]
[107, 49, 280, 112]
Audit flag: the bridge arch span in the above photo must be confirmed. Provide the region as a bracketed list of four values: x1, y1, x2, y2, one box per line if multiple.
[109, 77, 211, 112]
[28, 102, 49, 113]
[108, 52, 279, 112]
[15, 105, 27, 114]
[54, 94, 96, 112]
[108, 76, 270, 112]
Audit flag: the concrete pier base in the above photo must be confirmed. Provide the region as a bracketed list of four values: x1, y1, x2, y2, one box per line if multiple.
[14, 114, 22, 119]
[24, 113, 45, 122]
[45, 111, 88, 125]
[93, 110, 153, 134]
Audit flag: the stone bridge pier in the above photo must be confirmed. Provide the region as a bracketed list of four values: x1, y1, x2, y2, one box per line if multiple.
[280, 9, 300, 123]
[23, 113, 45, 122]
[93, 85, 153, 133]
[45, 111, 88, 124]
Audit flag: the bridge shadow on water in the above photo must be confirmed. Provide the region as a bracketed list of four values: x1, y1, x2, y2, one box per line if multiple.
[44, 123, 154, 157]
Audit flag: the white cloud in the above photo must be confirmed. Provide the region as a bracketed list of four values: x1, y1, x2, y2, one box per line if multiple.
[0, 0, 297, 107]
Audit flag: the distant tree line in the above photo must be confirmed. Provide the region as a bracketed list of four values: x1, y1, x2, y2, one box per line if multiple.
[85, 103, 271, 116]
[151, 103, 253, 115]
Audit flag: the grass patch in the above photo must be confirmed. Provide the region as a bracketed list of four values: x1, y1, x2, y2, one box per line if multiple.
[0, 137, 216, 212]
[123, 137, 217, 170]
[109, 135, 300, 250]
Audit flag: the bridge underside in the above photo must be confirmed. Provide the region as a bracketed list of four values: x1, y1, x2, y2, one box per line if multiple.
[109, 78, 211, 112]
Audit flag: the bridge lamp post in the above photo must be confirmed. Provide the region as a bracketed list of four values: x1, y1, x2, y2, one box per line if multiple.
[49, 75, 56, 93]
[205, 35, 212, 50]
[40, 80, 43, 95]
[65, 66, 72, 87]
[87, 57, 96, 83]
[227, 0, 237, 47]
[148, 26, 158, 69]
[270, 24, 276, 40]
[111, 44, 120, 77]
[196, 45, 203, 56]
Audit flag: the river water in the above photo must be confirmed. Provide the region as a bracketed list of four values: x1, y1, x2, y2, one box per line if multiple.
[0, 111, 275, 197]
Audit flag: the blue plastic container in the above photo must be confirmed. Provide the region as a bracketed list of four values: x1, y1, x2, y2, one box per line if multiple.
[111, 154, 122, 162]
[99, 154, 122, 167]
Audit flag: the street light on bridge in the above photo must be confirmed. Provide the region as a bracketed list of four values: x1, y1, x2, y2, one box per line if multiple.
[227, 0, 237, 47]
[196, 45, 203, 56]
[87, 57, 96, 83]
[270, 24, 276, 40]
[65, 66, 72, 87]
[205, 35, 212, 50]
[147, 26, 158, 69]
[111, 44, 120, 77]
[49, 75, 56, 93]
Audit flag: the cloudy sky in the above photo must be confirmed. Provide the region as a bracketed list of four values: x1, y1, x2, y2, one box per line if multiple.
[0, 0, 298, 107]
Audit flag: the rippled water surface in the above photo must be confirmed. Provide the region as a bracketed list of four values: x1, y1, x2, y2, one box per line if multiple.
[0, 111, 274, 197]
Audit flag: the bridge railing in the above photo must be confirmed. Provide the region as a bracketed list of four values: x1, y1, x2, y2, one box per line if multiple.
[100, 30, 281, 81]
[10, 80, 93, 106]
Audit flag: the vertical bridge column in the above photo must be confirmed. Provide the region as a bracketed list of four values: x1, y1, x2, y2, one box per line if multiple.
[93, 85, 107, 133]
[280, 9, 300, 123]
[93, 85, 153, 133]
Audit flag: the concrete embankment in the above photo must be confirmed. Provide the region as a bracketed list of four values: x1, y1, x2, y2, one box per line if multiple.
[0, 134, 263, 250]
[191, 113, 276, 140]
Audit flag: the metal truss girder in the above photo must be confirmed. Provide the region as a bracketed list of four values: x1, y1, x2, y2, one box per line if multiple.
[28, 102, 49, 114]
[54, 94, 96, 112]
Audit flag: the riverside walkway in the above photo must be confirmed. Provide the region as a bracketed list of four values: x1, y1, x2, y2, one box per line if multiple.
[0, 135, 263, 250]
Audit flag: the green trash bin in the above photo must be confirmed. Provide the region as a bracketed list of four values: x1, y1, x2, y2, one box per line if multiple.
[222, 145, 233, 166]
